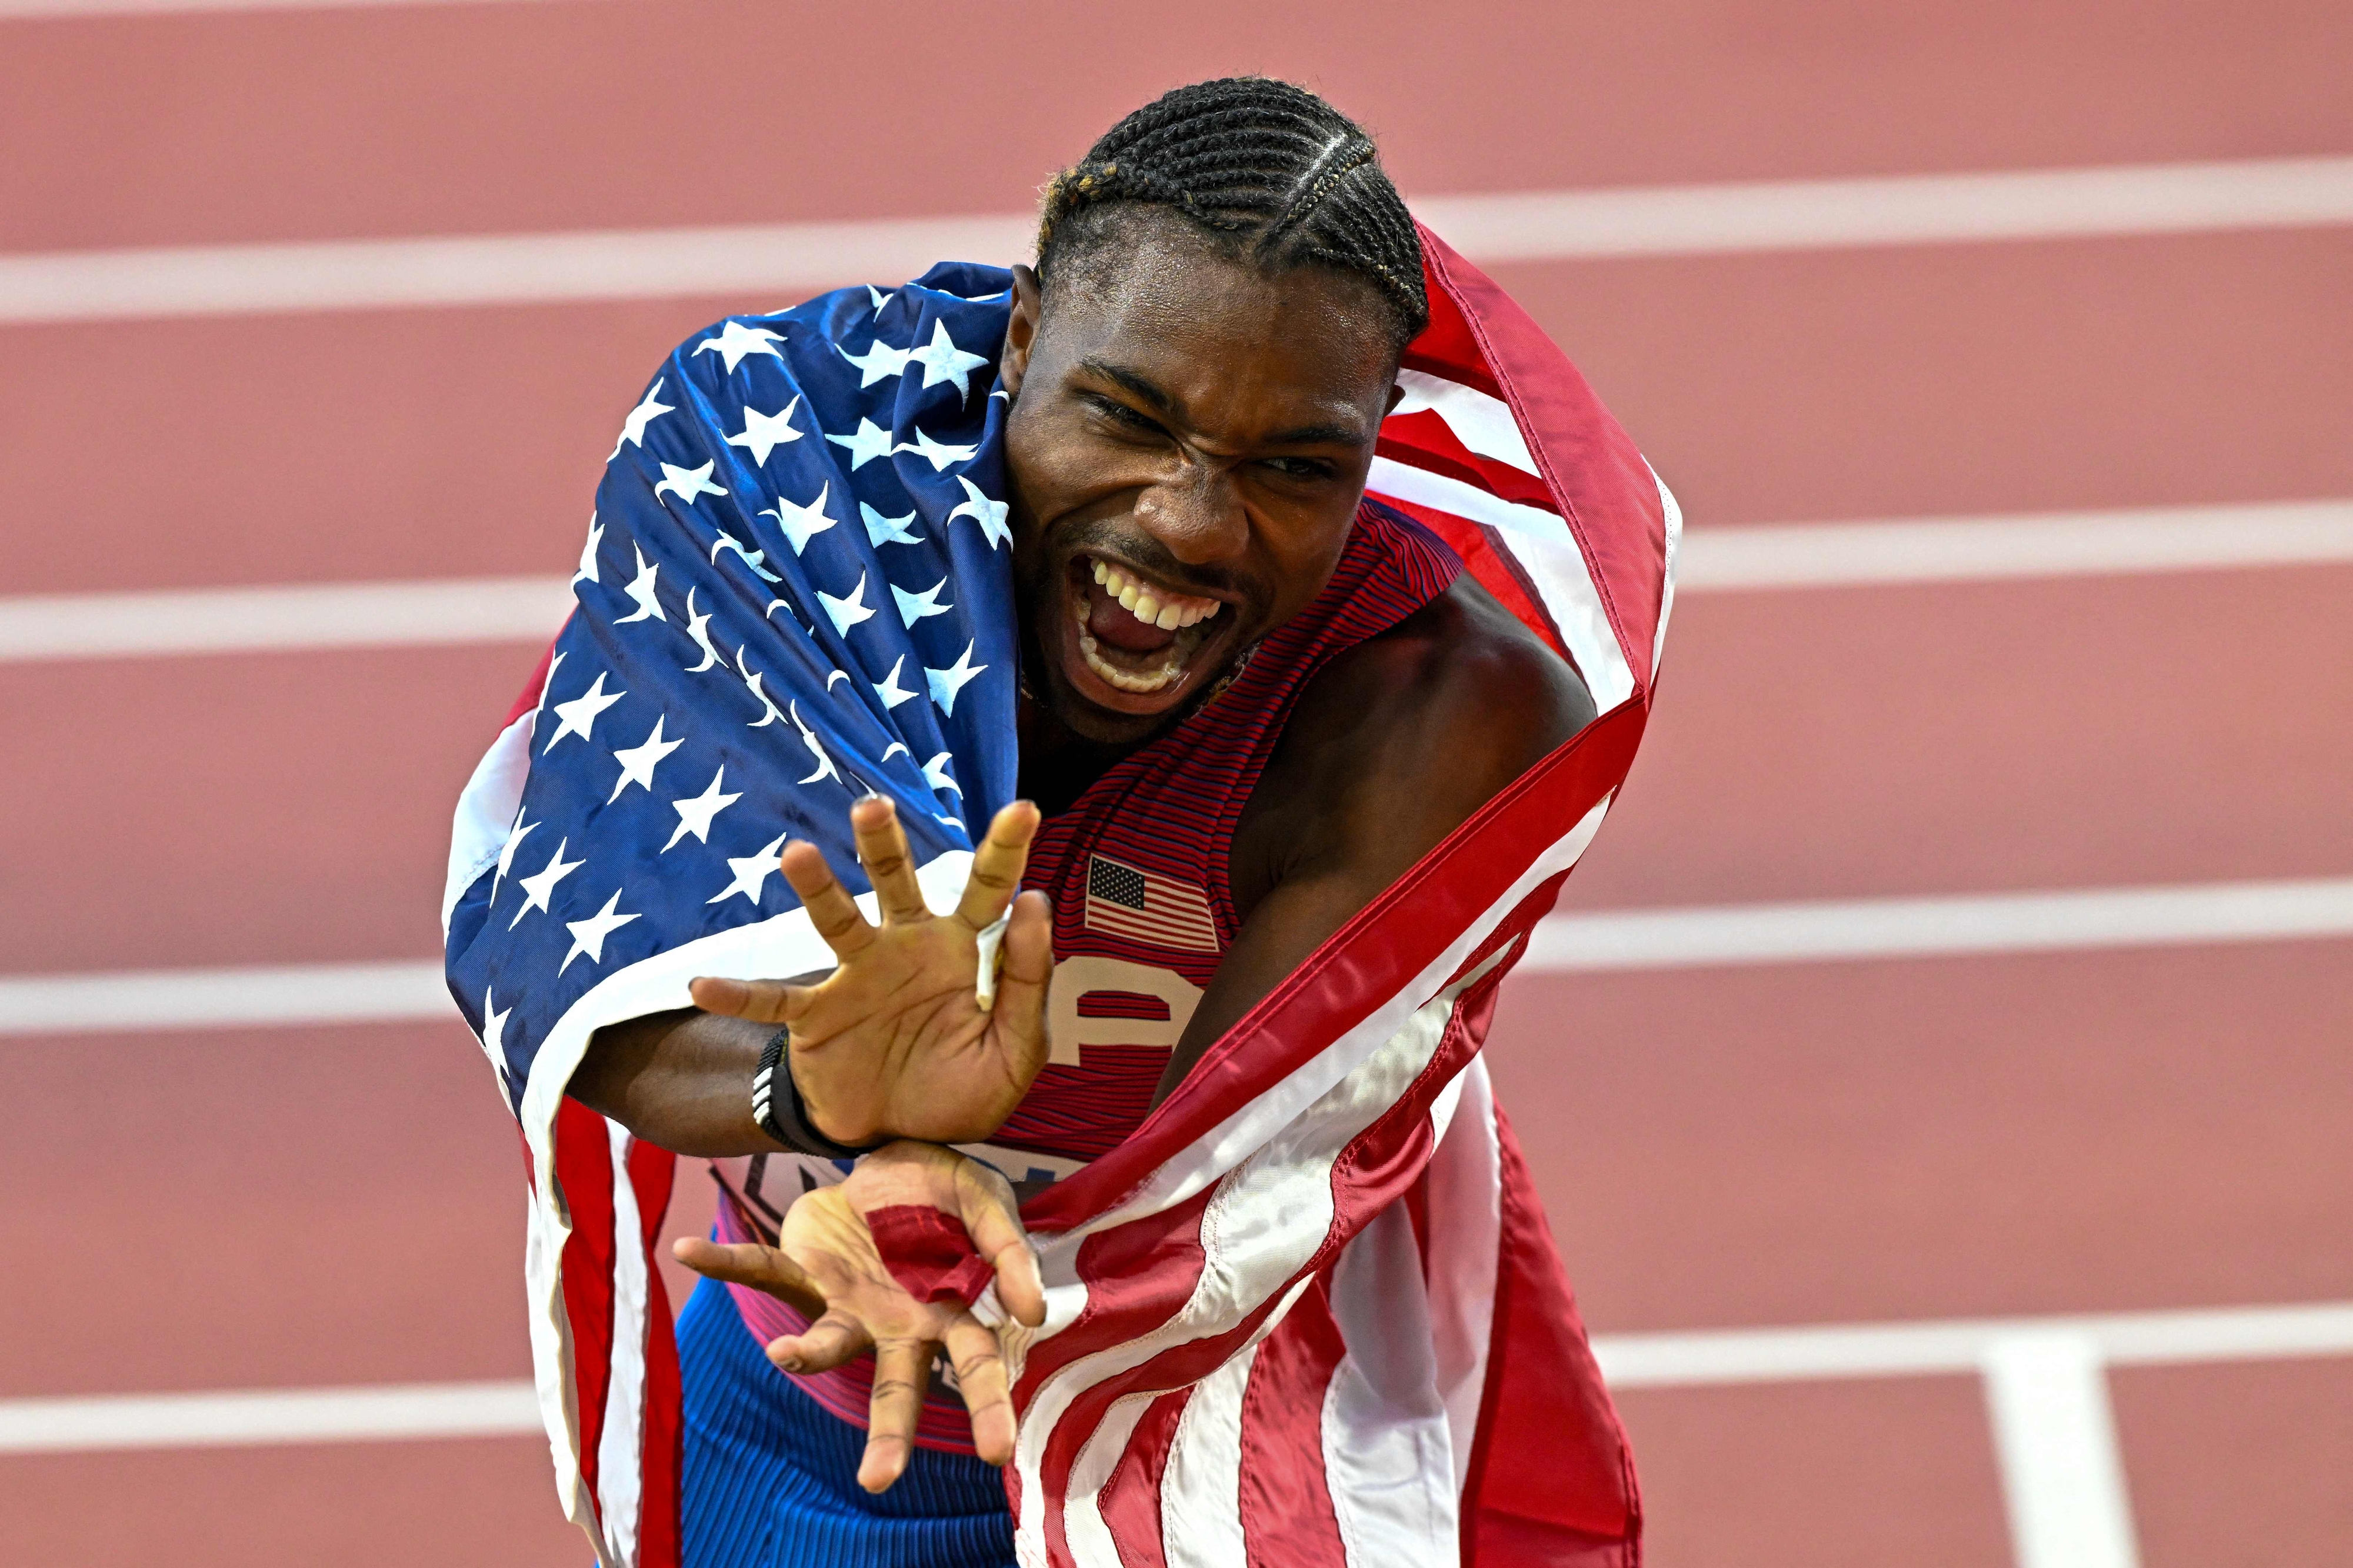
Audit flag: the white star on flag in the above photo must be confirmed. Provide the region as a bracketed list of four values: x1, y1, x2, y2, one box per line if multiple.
[891, 577, 951, 625]
[906, 319, 990, 401]
[711, 528, 781, 582]
[544, 672, 625, 752]
[509, 836, 584, 928]
[926, 641, 987, 715]
[818, 572, 876, 636]
[681, 587, 721, 673]
[865, 285, 894, 317]
[694, 320, 787, 373]
[654, 461, 727, 507]
[560, 889, 642, 974]
[861, 503, 922, 546]
[761, 483, 838, 555]
[873, 656, 917, 709]
[616, 544, 665, 623]
[895, 428, 978, 471]
[572, 517, 604, 586]
[921, 751, 961, 796]
[726, 397, 804, 465]
[709, 831, 789, 906]
[735, 648, 785, 728]
[838, 338, 911, 387]
[663, 765, 741, 850]
[607, 378, 674, 459]
[788, 701, 841, 786]
[949, 475, 1012, 549]
[492, 812, 536, 897]
[478, 987, 512, 1068]
[608, 714, 684, 802]
[824, 416, 896, 471]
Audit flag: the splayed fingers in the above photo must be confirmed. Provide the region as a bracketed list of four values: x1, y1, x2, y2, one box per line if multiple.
[849, 795, 937, 925]
[671, 1236, 826, 1319]
[954, 800, 1042, 930]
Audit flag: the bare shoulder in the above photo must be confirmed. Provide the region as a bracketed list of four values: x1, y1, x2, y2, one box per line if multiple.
[1231, 573, 1596, 913]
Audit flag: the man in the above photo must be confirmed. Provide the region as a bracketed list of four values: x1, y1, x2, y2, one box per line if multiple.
[446, 76, 1671, 1568]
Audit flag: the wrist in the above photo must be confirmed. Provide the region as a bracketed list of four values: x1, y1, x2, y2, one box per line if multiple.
[751, 1030, 885, 1159]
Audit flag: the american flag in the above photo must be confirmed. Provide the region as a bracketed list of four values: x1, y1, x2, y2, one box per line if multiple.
[1084, 855, 1221, 955]
[445, 229, 1676, 1567]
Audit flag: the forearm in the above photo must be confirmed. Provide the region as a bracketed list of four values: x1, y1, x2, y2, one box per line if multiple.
[571, 1006, 785, 1156]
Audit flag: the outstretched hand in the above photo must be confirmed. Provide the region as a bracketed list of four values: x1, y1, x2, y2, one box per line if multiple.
[689, 796, 1055, 1147]
[675, 1142, 1046, 1492]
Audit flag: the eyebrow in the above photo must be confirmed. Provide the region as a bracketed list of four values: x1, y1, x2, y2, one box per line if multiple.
[1076, 356, 1372, 450]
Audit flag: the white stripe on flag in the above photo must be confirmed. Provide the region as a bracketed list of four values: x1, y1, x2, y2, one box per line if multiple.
[6, 158, 2351, 324]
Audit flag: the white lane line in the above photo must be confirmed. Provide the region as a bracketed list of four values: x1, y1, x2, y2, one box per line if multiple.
[1590, 1300, 2353, 1387]
[5, 156, 2349, 325]
[0, 960, 452, 1035]
[1522, 878, 2353, 973]
[0, 0, 561, 13]
[6, 879, 2348, 1036]
[1674, 499, 2353, 590]
[0, 1380, 539, 1455]
[11, 501, 2349, 663]
[1984, 1332, 2142, 1568]
[1412, 155, 2353, 262]
[6, 1301, 2345, 1456]
[0, 576, 575, 661]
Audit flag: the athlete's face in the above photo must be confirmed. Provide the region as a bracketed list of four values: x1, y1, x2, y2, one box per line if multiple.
[999, 216, 1403, 746]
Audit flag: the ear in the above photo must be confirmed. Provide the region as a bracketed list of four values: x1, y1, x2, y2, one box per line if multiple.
[999, 265, 1044, 401]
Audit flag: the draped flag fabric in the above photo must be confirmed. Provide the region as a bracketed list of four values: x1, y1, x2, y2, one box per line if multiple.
[443, 229, 1678, 1567]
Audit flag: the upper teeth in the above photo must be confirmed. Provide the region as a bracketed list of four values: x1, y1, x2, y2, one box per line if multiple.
[1092, 559, 1222, 630]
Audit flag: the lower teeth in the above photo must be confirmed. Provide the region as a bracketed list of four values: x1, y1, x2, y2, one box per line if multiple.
[1077, 629, 1185, 693]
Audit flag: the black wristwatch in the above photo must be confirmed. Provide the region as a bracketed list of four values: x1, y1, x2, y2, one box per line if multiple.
[751, 1029, 886, 1160]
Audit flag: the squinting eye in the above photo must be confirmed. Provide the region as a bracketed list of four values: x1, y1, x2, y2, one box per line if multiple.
[1263, 457, 1333, 480]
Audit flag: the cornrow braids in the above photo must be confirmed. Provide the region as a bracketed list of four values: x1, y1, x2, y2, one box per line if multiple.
[1036, 78, 1428, 348]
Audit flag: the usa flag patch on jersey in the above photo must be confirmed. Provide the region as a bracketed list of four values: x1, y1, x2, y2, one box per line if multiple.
[1084, 854, 1221, 953]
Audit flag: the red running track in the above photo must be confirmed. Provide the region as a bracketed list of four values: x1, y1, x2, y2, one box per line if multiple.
[2, 2, 2349, 1564]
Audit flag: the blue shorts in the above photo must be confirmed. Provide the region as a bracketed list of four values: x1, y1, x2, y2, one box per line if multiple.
[678, 1275, 1017, 1568]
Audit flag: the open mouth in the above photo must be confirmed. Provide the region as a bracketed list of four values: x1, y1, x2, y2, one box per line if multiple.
[1059, 552, 1231, 702]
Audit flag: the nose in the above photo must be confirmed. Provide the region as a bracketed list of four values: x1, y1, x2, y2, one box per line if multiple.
[1130, 458, 1248, 568]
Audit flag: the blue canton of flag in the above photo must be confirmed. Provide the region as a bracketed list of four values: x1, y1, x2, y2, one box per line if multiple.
[444, 265, 1019, 1116]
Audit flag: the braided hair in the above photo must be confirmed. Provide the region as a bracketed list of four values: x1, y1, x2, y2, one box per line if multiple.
[1036, 78, 1428, 349]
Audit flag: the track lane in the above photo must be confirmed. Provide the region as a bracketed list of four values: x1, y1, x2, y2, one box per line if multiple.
[0, 1437, 581, 1566]
[5, 0, 2351, 252]
[8, 567, 2344, 972]
[1483, 939, 2353, 1333]
[6, 232, 2352, 598]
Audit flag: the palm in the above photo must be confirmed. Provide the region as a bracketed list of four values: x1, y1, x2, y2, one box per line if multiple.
[691, 797, 1054, 1146]
[672, 1142, 1046, 1493]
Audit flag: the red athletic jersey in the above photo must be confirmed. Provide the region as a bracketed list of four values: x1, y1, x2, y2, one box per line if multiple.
[994, 501, 1462, 1162]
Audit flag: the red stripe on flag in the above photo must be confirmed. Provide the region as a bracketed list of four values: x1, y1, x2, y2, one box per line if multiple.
[1418, 228, 1665, 693]
[627, 1139, 684, 1568]
[1377, 411, 1562, 515]
[1460, 1106, 1641, 1566]
[1237, 1276, 1352, 1564]
[1098, 1387, 1190, 1568]
[552, 1097, 618, 1529]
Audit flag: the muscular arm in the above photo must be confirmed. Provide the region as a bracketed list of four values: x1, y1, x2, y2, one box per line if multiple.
[569, 990, 814, 1157]
[1153, 577, 1595, 1103]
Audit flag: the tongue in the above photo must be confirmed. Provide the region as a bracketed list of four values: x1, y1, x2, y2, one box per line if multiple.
[1086, 580, 1179, 653]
